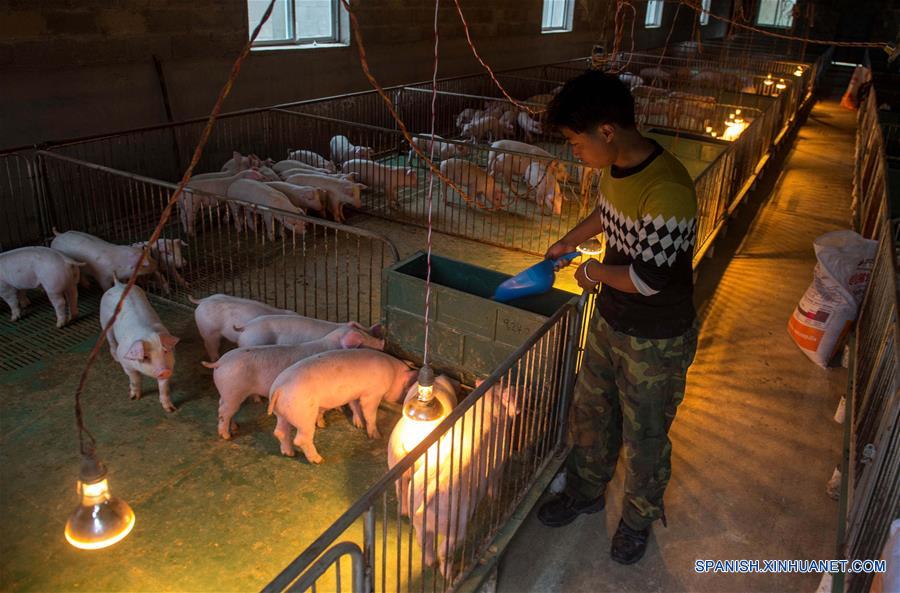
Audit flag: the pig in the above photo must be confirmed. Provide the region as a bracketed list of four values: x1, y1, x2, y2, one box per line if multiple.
[0, 246, 85, 327]
[100, 281, 180, 412]
[407, 133, 470, 164]
[256, 165, 281, 182]
[439, 158, 506, 208]
[51, 229, 157, 291]
[278, 167, 357, 182]
[329, 135, 374, 165]
[264, 181, 325, 212]
[341, 158, 417, 206]
[286, 149, 337, 172]
[202, 327, 386, 440]
[498, 109, 518, 130]
[516, 111, 544, 141]
[220, 151, 261, 174]
[387, 375, 461, 517]
[411, 380, 518, 577]
[234, 313, 382, 348]
[460, 115, 514, 143]
[182, 169, 264, 235]
[189, 293, 298, 361]
[131, 238, 189, 293]
[483, 100, 510, 117]
[273, 159, 333, 177]
[267, 350, 418, 463]
[283, 172, 366, 223]
[488, 139, 570, 184]
[523, 161, 563, 215]
[455, 108, 482, 130]
[225, 178, 306, 240]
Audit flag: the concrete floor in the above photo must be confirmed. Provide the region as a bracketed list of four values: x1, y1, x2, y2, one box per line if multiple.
[494, 97, 855, 593]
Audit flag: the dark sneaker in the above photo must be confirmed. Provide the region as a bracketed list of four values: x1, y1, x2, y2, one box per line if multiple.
[610, 519, 650, 565]
[537, 492, 605, 527]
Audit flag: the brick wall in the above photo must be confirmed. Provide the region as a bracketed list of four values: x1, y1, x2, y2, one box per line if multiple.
[0, 0, 729, 149]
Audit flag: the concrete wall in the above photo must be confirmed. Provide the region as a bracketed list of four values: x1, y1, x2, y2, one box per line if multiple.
[0, 0, 730, 150]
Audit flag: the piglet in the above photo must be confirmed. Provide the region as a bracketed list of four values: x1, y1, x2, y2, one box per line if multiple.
[461, 115, 514, 143]
[202, 327, 386, 440]
[329, 135, 374, 165]
[455, 108, 482, 130]
[131, 238, 189, 294]
[264, 181, 325, 212]
[268, 350, 417, 463]
[283, 172, 366, 223]
[189, 293, 297, 361]
[387, 375, 460, 517]
[439, 158, 506, 208]
[523, 161, 563, 215]
[51, 230, 158, 291]
[341, 158, 417, 206]
[221, 151, 261, 174]
[100, 281, 180, 412]
[286, 149, 336, 172]
[273, 159, 333, 177]
[516, 112, 544, 141]
[411, 380, 518, 578]
[0, 246, 85, 328]
[226, 178, 306, 240]
[183, 169, 264, 235]
[407, 134, 469, 164]
[234, 313, 382, 348]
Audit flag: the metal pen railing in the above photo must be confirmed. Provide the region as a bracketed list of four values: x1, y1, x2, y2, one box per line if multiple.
[838, 85, 900, 593]
[262, 293, 587, 593]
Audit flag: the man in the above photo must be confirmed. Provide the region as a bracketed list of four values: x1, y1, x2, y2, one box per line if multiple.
[538, 70, 699, 565]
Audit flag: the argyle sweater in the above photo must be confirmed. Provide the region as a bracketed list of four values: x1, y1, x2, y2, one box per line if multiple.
[594, 140, 697, 338]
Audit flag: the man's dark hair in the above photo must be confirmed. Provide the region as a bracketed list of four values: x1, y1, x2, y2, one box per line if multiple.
[546, 70, 636, 133]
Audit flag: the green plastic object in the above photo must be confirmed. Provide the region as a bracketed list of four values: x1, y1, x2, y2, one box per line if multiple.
[382, 252, 577, 386]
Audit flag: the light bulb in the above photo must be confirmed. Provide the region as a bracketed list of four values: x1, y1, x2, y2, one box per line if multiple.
[711, 131, 718, 138]
[764, 74, 774, 86]
[735, 109, 742, 115]
[399, 366, 446, 453]
[794, 67, 803, 77]
[776, 79, 787, 90]
[705, 126, 713, 133]
[65, 454, 135, 550]
[577, 237, 605, 258]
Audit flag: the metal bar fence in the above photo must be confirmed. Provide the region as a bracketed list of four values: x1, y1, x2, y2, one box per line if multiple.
[840, 87, 900, 593]
[0, 151, 49, 250]
[261, 293, 587, 593]
[36, 151, 399, 326]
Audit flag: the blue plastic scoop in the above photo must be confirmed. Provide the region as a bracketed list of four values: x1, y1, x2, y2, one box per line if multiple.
[493, 252, 579, 303]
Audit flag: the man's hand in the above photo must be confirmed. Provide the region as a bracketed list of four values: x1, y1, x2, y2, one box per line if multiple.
[574, 260, 601, 292]
[545, 240, 577, 269]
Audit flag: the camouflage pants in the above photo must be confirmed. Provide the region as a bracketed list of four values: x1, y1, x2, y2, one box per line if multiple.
[565, 312, 698, 531]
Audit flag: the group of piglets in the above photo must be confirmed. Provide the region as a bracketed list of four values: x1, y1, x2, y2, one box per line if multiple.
[190, 293, 427, 465]
[183, 138, 377, 234]
[0, 230, 186, 328]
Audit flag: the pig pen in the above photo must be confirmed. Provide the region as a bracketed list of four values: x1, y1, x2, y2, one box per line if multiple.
[0, 149, 418, 592]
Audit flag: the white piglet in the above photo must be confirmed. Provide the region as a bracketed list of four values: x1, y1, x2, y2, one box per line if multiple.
[0, 246, 84, 327]
[264, 181, 325, 212]
[329, 135, 374, 165]
[341, 159, 417, 206]
[182, 169, 263, 235]
[286, 149, 336, 172]
[460, 115, 514, 143]
[189, 293, 298, 361]
[268, 350, 418, 463]
[439, 158, 506, 208]
[234, 313, 382, 348]
[283, 173, 365, 223]
[407, 134, 469, 163]
[51, 230, 157, 291]
[225, 178, 306, 240]
[523, 161, 563, 215]
[131, 238, 189, 293]
[203, 328, 386, 440]
[100, 281, 180, 412]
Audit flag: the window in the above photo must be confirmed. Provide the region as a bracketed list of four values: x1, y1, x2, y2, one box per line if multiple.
[755, 0, 796, 28]
[542, 0, 574, 33]
[699, 0, 711, 25]
[248, 0, 347, 47]
[644, 0, 663, 28]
